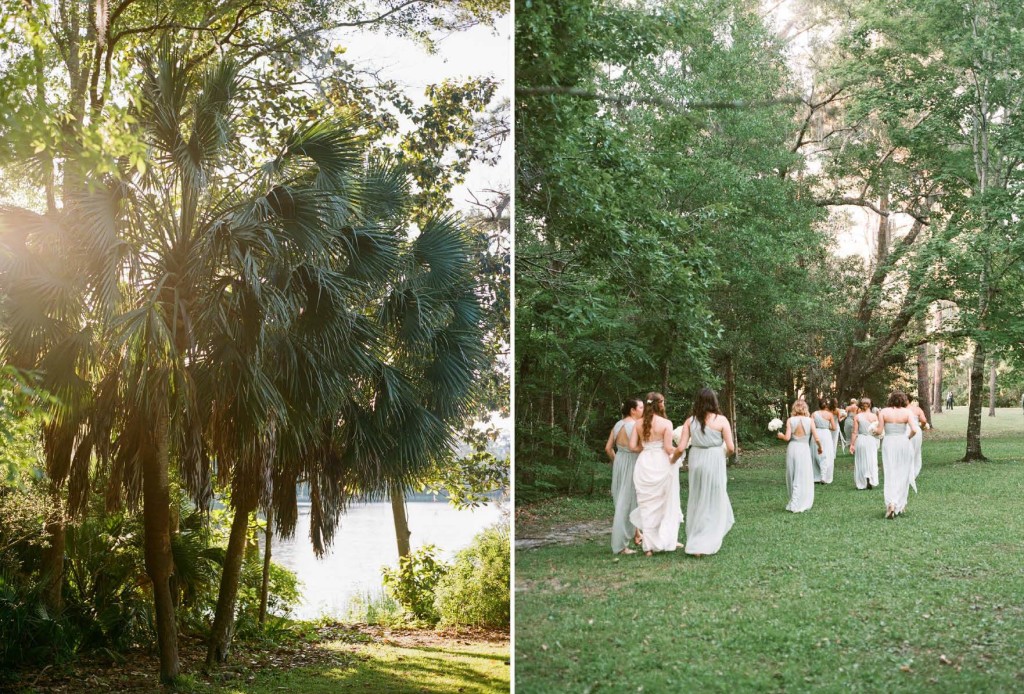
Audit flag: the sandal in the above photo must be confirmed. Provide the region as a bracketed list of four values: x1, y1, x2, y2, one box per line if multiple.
[619, 548, 636, 555]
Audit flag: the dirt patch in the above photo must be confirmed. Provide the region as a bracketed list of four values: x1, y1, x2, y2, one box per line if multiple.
[515, 520, 608, 550]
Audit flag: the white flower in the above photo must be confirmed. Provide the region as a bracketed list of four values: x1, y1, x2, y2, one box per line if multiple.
[768, 418, 783, 432]
[867, 423, 877, 435]
[672, 425, 685, 446]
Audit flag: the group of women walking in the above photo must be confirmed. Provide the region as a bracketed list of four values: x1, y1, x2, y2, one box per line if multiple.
[605, 387, 930, 557]
[604, 389, 734, 557]
[777, 392, 926, 517]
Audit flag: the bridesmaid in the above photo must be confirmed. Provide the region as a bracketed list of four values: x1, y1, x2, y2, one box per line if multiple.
[830, 397, 845, 455]
[671, 388, 735, 557]
[777, 399, 823, 513]
[848, 398, 880, 489]
[843, 399, 858, 447]
[878, 391, 920, 518]
[604, 398, 644, 554]
[908, 398, 929, 485]
[628, 392, 683, 556]
[811, 400, 838, 484]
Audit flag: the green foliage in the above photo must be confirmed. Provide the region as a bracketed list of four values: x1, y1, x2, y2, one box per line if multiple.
[516, 0, 829, 499]
[344, 589, 406, 627]
[233, 554, 302, 640]
[435, 524, 509, 629]
[381, 545, 449, 625]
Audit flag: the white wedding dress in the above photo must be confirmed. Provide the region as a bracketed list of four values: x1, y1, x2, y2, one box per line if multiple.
[629, 438, 683, 553]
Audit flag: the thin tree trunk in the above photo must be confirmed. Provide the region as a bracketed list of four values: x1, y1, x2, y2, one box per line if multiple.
[142, 411, 179, 684]
[988, 365, 997, 416]
[722, 355, 738, 464]
[207, 496, 255, 666]
[932, 306, 944, 414]
[258, 506, 273, 626]
[390, 482, 411, 558]
[916, 341, 932, 427]
[660, 359, 669, 397]
[40, 484, 65, 614]
[963, 342, 987, 461]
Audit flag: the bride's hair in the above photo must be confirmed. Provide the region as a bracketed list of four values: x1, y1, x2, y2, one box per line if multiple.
[641, 392, 665, 441]
[691, 387, 721, 433]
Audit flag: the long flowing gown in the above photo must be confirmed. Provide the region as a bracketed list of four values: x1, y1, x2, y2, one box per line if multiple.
[610, 419, 639, 553]
[683, 419, 734, 555]
[843, 414, 855, 447]
[831, 418, 841, 457]
[629, 438, 683, 553]
[813, 412, 835, 484]
[882, 420, 916, 515]
[786, 416, 815, 512]
[853, 412, 879, 489]
[910, 411, 923, 489]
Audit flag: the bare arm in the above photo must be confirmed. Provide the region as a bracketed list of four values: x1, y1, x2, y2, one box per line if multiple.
[877, 410, 886, 438]
[722, 418, 735, 455]
[829, 413, 837, 431]
[662, 419, 675, 457]
[604, 426, 617, 462]
[777, 418, 792, 442]
[671, 417, 691, 463]
[908, 413, 919, 439]
[849, 416, 859, 453]
[812, 425, 823, 454]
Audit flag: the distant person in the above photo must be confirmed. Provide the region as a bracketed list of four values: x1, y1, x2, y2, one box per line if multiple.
[830, 398, 845, 455]
[671, 388, 735, 557]
[946, 391, 954, 410]
[811, 399, 838, 484]
[604, 398, 644, 554]
[777, 399, 823, 513]
[843, 398, 858, 448]
[628, 393, 683, 556]
[849, 398, 880, 490]
[879, 391, 920, 519]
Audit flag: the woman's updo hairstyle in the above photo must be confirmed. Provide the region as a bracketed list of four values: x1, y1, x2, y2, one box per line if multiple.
[887, 391, 909, 408]
[621, 398, 642, 418]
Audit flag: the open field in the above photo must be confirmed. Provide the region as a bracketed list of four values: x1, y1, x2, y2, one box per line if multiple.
[515, 409, 1024, 692]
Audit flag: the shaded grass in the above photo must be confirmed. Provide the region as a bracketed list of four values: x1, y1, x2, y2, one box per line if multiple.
[203, 639, 509, 693]
[515, 426, 1024, 693]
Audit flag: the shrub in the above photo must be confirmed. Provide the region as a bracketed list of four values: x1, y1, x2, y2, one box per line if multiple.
[344, 589, 404, 627]
[435, 524, 509, 629]
[381, 544, 449, 624]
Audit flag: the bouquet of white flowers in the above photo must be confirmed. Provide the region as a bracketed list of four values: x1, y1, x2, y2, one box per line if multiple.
[867, 422, 877, 435]
[672, 425, 685, 447]
[768, 418, 784, 433]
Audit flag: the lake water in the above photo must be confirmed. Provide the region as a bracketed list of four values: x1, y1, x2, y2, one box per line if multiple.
[267, 500, 505, 619]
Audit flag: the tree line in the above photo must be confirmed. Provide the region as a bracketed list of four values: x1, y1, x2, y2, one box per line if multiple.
[515, 0, 1024, 500]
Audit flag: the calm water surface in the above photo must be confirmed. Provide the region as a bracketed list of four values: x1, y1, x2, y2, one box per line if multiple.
[267, 501, 504, 619]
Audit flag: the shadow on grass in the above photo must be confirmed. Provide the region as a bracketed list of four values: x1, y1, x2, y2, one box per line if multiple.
[239, 643, 509, 694]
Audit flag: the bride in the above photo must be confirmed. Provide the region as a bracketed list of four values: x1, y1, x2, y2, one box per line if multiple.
[628, 392, 683, 556]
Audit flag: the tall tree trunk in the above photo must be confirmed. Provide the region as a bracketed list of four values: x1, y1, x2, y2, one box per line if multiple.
[916, 342, 932, 427]
[932, 306, 944, 414]
[660, 359, 669, 397]
[988, 365, 997, 416]
[391, 482, 411, 558]
[258, 506, 273, 626]
[142, 411, 179, 684]
[207, 496, 255, 666]
[963, 342, 988, 461]
[40, 484, 65, 614]
[722, 355, 738, 464]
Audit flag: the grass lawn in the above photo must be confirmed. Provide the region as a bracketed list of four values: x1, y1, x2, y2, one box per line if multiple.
[15, 625, 509, 693]
[515, 408, 1024, 693]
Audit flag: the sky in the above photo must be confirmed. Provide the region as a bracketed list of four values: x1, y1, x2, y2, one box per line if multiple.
[331, 14, 512, 212]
